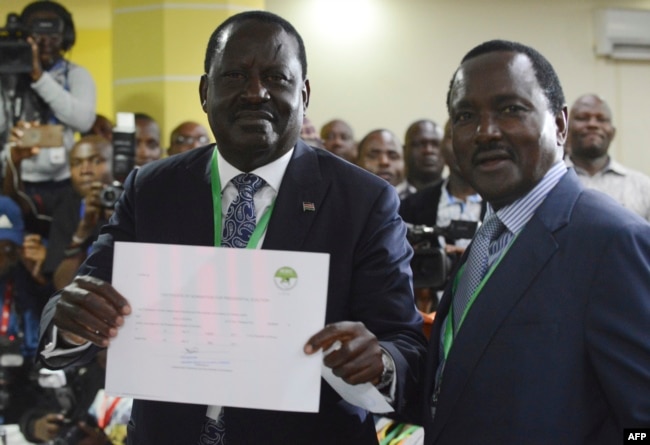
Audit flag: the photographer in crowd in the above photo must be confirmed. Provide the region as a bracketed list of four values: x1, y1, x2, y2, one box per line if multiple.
[0, 196, 54, 424]
[40, 135, 113, 290]
[20, 349, 131, 444]
[1, 0, 96, 235]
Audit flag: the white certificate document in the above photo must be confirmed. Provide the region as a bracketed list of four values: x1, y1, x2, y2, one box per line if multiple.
[106, 242, 330, 413]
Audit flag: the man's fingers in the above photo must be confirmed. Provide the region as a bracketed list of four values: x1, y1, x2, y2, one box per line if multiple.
[305, 321, 384, 385]
[304, 321, 359, 354]
[54, 298, 112, 347]
[74, 275, 131, 315]
[53, 277, 131, 346]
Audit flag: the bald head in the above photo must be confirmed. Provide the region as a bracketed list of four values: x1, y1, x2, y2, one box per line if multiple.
[568, 94, 616, 160]
[357, 129, 405, 186]
[168, 121, 210, 156]
[403, 119, 444, 188]
[320, 119, 356, 162]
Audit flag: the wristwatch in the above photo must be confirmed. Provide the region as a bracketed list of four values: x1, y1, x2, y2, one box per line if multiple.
[377, 351, 395, 389]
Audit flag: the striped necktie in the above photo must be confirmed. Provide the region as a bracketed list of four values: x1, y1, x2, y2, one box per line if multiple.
[452, 213, 504, 333]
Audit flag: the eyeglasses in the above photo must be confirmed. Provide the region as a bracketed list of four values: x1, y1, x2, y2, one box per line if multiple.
[173, 135, 210, 146]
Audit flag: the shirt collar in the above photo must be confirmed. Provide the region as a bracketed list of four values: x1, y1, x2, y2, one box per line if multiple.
[442, 177, 483, 204]
[489, 160, 568, 235]
[565, 155, 628, 177]
[217, 146, 294, 193]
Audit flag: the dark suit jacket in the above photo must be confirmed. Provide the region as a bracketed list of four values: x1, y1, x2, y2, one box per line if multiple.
[399, 180, 445, 227]
[422, 169, 650, 444]
[40, 141, 427, 445]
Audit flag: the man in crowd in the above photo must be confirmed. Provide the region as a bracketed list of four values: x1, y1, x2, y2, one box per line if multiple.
[299, 116, 325, 148]
[400, 119, 482, 231]
[320, 119, 357, 162]
[565, 93, 650, 221]
[134, 113, 162, 167]
[1, 1, 96, 219]
[166, 121, 210, 156]
[83, 114, 114, 142]
[399, 120, 482, 312]
[357, 128, 412, 198]
[40, 135, 113, 290]
[0, 196, 53, 423]
[38, 11, 426, 445]
[403, 120, 445, 192]
[422, 40, 650, 444]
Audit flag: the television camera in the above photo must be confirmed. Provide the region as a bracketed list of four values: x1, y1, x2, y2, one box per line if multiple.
[0, 13, 65, 74]
[407, 220, 478, 290]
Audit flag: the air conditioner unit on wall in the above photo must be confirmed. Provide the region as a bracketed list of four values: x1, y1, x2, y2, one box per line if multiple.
[594, 8, 650, 61]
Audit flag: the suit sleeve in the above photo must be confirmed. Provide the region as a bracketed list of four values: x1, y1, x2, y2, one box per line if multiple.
[585, 219, 650, 427]
[351, 183, 427, 421]
[38, 169, 140, 369]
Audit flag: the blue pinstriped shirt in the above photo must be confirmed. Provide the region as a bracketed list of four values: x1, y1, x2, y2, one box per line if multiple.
[485, 160, 568, 266]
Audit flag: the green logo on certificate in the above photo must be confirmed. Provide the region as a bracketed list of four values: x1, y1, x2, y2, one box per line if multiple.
[274, 267, 298, 290]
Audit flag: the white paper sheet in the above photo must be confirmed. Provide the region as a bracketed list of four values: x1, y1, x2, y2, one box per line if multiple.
[106, 242, 329, 413]
[321, 342, 394, 414]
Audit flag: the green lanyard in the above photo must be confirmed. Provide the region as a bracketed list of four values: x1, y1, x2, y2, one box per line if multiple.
[210, 148, 275, 248]
[442, 234, 518, 359]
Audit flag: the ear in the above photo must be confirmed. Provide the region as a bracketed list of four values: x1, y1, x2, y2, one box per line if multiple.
[302, 78, 311, 112]
[199, 75, 208, 112]
[555, 105, 568, 146]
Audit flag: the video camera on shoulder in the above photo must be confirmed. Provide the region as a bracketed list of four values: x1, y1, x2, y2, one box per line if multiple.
[0, 13, 31, 75]
[0, 13, 64, 74]
[100, 112, 136, 209]
[407, 220, 478, 290]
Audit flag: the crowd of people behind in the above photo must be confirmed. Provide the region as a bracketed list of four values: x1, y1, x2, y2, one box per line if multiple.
[0, 2, 649, 444]
[0, 1, 213, 443]
[310, 92, 650, 311]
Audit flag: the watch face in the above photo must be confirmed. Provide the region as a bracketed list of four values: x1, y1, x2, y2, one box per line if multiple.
[379, 352, 395, 388]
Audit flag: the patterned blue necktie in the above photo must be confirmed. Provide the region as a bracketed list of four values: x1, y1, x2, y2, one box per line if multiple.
[198, 412, 226, 445]
[198, 173, 265, 444]
[221, 173, 266, 248]
[452, 213, 504, 333]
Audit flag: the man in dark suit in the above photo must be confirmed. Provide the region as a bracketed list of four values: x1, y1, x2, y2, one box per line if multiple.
[399, 120, 483, 312]
[36, 11, 426, 445]
[422, 40, 650, 444]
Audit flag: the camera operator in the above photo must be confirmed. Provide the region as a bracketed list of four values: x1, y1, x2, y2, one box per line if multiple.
[1, 1, 96, 236]
[39, 136, 113, 290]
[399, 119, 484, 312]
[20, 349, 132, 445]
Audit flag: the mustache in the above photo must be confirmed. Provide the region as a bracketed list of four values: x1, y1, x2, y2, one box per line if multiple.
[234, 105, 276, 120]
[472, 141, 513, 163]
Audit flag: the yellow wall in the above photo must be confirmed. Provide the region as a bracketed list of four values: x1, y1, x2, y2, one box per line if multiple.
[112, 0, 263, 146]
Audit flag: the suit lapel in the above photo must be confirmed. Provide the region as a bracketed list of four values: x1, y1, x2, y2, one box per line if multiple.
[180, 145, 216, 246]
[428, 170, 583, 441]
[262, 141, 331, 251]
[183, 144, 214, 189]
